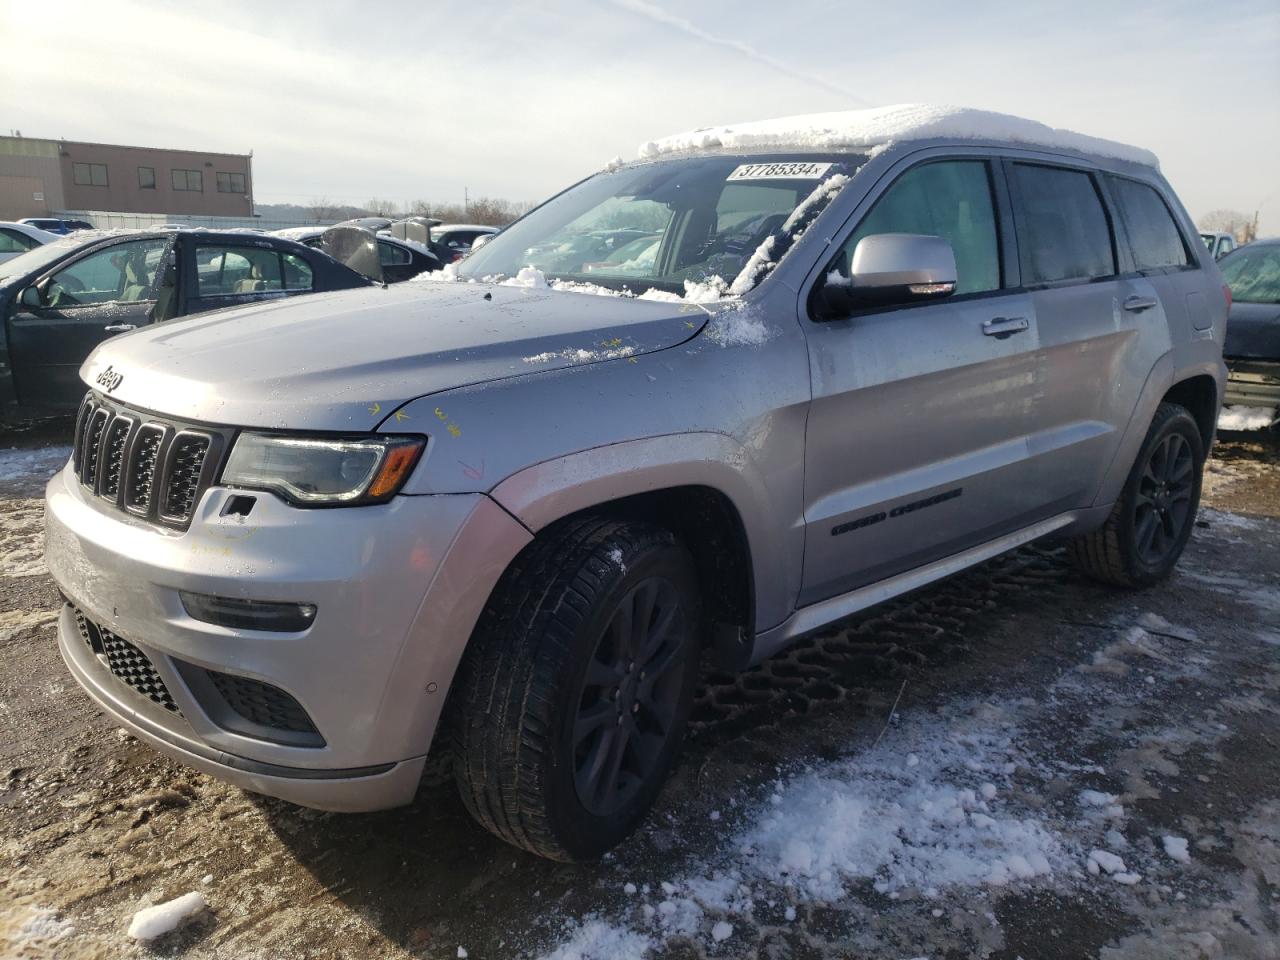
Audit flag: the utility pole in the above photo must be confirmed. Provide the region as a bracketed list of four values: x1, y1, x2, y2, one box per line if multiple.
[464, 187, 469, 218]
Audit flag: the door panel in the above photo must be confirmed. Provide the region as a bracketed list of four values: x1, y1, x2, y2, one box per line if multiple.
[800, 291, 1048, 604]
[7, 238, 168, 408]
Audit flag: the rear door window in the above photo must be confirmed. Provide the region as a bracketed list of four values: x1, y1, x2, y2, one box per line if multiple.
[281, 253, 314, 290]
[833, 159, 1001, 296]
[1009, 164, 1115, 284]
[0, 229, 37, 253]
[378, 241, 412, 266]
[196, 245, 290, 296]
[1107, 177, 1189, 270]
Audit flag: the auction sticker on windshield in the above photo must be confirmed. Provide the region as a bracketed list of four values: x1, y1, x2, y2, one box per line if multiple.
[726, 161, 833, 181]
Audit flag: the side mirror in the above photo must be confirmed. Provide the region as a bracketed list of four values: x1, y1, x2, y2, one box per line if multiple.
[470, 233, 494, 251]
[818, 233, 957, 318]
[20, 286, 42, 309]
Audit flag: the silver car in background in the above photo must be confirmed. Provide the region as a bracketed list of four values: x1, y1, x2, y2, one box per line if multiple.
[44, 106, 1227, 861]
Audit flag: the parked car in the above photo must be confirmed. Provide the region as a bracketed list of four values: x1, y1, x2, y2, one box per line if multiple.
[428, 223, 500, 263]
[273, 226, 441, 282]
[0, 221, 60, 264]
[46, 106, 1226, 862]
[1218, 238, 1280, 415]
[0, 229, 370, 416]
[1200, 231, 1236, 260]
[17, 217, 94, 235]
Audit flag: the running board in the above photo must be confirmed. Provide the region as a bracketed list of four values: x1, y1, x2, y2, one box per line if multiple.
[749, 512, 1077, 665]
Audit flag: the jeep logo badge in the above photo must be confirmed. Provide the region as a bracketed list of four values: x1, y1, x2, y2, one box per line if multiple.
[95, 365, 124, 393]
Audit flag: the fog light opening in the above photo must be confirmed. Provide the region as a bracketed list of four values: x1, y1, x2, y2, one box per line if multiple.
[180, 592, 317, 632]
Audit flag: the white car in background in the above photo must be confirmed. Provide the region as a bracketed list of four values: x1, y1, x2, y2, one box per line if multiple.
[430, 223, 500, 262]
[0, 221, 61, 264]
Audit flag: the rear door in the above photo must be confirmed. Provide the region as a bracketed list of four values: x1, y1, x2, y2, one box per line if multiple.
[1104, 173, 1210, 346]
[1003, 160, 1164, 509]
[799, 155, 1045, 604]
[377, 239, 417, 283]
[7, 236, 171, 408]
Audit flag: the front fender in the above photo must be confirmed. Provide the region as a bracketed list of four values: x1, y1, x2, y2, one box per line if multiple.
[488, 432, 800, 636]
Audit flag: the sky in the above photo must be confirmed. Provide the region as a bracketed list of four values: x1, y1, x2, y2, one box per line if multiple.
[4, 0, 1278, 230]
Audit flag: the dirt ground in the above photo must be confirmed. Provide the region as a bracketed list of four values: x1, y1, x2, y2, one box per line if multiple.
[1, 419, 1276, 960]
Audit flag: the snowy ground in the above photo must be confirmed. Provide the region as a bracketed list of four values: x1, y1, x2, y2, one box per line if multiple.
[0, 420, 1277, 960]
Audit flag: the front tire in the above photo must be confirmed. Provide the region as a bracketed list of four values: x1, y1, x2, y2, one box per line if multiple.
[1070, 402, 1205, 587]
[452, 517, 701, 861]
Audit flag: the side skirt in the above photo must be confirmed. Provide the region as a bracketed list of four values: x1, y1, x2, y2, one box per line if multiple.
[748, 512, 1078, 666]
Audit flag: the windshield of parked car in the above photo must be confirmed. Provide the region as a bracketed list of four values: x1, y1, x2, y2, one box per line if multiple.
[1219, 245, 1280, 304]
[0, 234, 104, 286]
[456, 154, 862, 294]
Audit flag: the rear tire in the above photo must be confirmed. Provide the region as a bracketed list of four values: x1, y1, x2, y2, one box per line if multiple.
[1070, 402, 1204, 587]
[451, 517, 701, 861]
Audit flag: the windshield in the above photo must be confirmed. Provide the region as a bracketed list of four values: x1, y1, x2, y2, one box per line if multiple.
[1220, 245, 1280, 304]
[0, 233, 106, 285]
[457, 154, 862, 295]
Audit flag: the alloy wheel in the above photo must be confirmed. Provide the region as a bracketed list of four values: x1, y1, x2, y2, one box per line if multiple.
[1133, 431, 1195, 565]
[572, 577, 690, 816]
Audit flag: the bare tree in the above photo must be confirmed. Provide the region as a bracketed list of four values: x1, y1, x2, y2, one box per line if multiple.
[309, 197, 341, 222]
[363, 197, 401, 218]
[1198, 209, 1252, 241]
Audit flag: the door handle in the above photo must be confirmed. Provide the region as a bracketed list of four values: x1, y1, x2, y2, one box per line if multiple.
[1122, 295, 1158, 312]
[103, 323, 137, 332]
[982, 316, 1029, 338]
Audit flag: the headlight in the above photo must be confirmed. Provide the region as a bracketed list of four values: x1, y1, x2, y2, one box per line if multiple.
[220, 433, 425, 506]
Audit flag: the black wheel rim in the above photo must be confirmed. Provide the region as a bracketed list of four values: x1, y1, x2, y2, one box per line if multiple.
[572, 576, 689, 817]
[1134, 432, 1195, 565]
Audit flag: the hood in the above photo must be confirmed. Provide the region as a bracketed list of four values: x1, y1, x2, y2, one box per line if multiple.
[1224, 301, 1280, 360]
[81, 282, 707, 430]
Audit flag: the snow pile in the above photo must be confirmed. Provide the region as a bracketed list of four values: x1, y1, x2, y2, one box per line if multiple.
[540, 919, 652, 960]
[1218, 405, 1275, 431]
[126, 892, 207, 941]
[0, 446, 72, 484]
[702, 304, 771, 347]
[736, 725, 1062, 899]
[16, 908, 74, 944]
[536, 704, 1070, 958]
[1162, 836, 1191, 864]
[639, 104, 1158, 168]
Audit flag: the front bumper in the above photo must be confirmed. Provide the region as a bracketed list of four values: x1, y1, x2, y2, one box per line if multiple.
[1224, 359, 1280, 410]
[45, 466, 531, 810]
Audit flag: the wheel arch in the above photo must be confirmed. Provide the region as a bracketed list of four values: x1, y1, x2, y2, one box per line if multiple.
[1091, 355, 1223, 511]
[489, 433, 798, 668]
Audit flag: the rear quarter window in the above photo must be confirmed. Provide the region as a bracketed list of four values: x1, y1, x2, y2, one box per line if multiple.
[1107, 177, 1190, 271]
[1009, 163, 1115, 285]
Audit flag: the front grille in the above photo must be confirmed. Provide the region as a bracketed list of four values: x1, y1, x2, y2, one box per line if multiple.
[162, 433, 212, 521]
[70, 605, 181, 715]
[71, 394, 227, 530]
[205, 670, 319, 736]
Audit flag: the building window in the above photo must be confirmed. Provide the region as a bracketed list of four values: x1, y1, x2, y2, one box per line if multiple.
[171, 169, 203, 192]
[216, 171, 246, 194]
[72, 162, 109, 187]
[138, 166, 156, 189]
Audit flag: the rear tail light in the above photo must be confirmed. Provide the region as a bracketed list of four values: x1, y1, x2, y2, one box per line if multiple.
[1223, 284, 1232, 309]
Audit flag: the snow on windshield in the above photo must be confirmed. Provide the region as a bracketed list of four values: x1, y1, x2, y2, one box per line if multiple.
[438, 157, 860, 306]
[640, 103, 1159, 168]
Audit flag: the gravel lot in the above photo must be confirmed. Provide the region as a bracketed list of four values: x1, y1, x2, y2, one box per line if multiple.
[1, 418, 1277, 960]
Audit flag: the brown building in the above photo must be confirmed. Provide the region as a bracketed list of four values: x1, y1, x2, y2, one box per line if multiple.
[0, 135, 253, 220]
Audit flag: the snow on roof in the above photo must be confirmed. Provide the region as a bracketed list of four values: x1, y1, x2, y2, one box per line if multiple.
[433, 224, 500, 233]
[639, 104, 1158, 168]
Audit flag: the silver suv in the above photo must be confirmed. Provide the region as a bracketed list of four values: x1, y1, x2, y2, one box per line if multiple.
[45, 108, 1228, 861]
